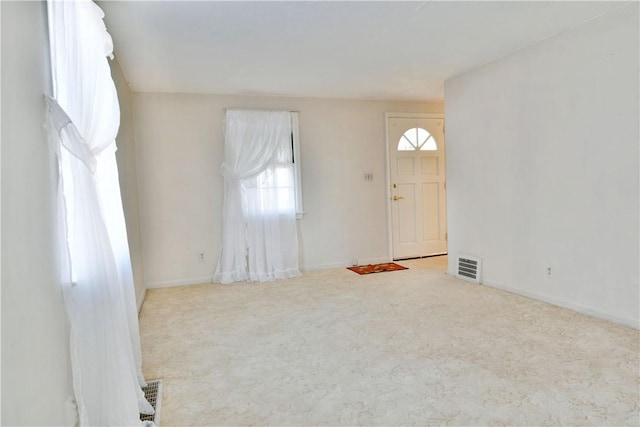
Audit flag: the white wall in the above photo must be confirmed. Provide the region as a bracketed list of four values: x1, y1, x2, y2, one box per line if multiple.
[445, 3, 639, 327]
[132, 93, 443, 287]
[1, 1, 75, 424]
[110, 58, 147, 309]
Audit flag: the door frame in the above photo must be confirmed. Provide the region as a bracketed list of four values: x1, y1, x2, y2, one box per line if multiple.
[385, 112, 446, 261]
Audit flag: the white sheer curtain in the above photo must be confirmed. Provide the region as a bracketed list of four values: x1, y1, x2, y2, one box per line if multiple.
[44, 0, 152, 425]
[214, 110, 301, 283]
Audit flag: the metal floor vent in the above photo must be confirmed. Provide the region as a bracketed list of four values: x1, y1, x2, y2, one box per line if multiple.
[140, 379, 163, 426]
[457, 255, 482, 284]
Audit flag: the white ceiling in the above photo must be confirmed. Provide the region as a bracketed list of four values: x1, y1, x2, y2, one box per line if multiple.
[100, 1, 623, 101]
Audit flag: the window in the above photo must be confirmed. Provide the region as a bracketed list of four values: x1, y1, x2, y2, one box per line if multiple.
[251, 112, 304, 218]
[215, 109, 301, 283]
[45, 0, 152, 423]
[398, 127, 437, 151]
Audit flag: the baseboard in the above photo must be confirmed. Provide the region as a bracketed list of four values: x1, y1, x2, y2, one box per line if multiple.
[301, 262, 346, 271]
[137, 288, 146, 313]
[147, 259, 391, 284]
[146, 275, 213, 289]
[481, 278, 639, 330]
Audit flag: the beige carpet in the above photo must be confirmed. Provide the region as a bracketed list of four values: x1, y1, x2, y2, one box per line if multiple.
[139, 256, 639, 426]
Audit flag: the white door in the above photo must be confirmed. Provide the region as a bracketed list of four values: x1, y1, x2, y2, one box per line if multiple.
[389, 116, 447, 259]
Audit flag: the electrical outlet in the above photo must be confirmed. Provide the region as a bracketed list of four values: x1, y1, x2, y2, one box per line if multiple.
[364, 173, 373, 181]
[546, 267, 552, 277]
[198, 252, 206, 263]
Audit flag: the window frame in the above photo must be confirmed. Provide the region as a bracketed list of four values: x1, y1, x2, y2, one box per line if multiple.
[291, 112, 305, 219]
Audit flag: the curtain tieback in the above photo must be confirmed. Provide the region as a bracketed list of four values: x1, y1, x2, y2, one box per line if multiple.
[220, 163, 241, 186]
[44, 96, 98, 174]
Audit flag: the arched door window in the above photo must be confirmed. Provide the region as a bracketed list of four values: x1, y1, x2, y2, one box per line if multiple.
[398, 127, 437, 151]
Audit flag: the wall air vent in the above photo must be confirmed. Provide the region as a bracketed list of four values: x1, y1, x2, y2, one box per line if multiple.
[457, 255, 482, 284]
[140, 379, 163, 426]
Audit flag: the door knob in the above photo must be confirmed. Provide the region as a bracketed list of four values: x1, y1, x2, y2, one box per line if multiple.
[393, 195, 404, 201]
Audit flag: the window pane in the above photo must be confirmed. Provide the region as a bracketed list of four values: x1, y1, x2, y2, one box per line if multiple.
[398, 135, 415, 151]
[420, 136, 438, 151]
[402, 128, 418, 145]
[249, 166, 296, 214]
[416, 127, 430, 146]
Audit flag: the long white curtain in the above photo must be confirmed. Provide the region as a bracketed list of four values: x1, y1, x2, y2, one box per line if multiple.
[214, 110, 301, 283]
[45, 0, 152, 425]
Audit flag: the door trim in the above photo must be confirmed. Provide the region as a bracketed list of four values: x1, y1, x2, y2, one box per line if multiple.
[385, 112, 446, 261]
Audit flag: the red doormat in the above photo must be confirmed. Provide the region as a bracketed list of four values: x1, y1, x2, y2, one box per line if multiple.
[347, 262, 408, 275]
